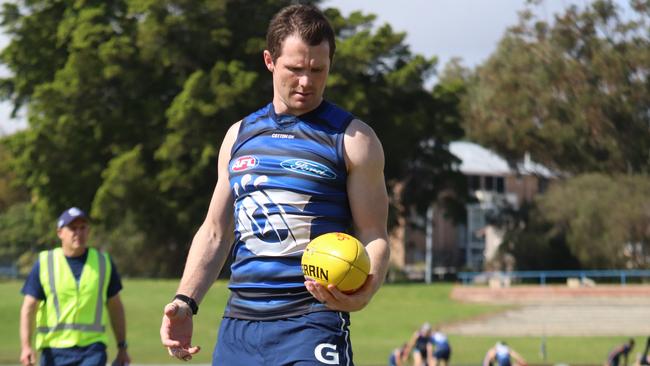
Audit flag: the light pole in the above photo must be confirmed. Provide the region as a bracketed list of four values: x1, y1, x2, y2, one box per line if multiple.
[425, 204, 434, 284]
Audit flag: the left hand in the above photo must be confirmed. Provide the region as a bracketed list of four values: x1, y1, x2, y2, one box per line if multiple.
[304, 274, 378, 312]
[111, 348, 131, 366]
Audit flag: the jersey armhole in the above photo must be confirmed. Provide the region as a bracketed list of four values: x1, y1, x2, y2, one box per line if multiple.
[338, 116, 355, 173]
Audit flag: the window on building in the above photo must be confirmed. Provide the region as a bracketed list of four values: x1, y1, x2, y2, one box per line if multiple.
[467, 204, 486, 242]
[484, 176, 494, 191]
[468, 175, 480, 191]
[538, 177, 549, 193]
[496, 177, 505, 193]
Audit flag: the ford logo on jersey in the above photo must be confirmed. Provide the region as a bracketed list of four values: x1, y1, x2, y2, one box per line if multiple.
[280, 159, 337, 179]
[231, 155, 259, 172]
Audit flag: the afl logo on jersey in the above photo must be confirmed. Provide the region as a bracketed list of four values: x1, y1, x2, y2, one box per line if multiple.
[281, 159, 337, 179]
[231, 155, 259, 172]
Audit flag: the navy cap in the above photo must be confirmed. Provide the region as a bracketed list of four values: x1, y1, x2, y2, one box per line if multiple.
[57, 207, 88, 229]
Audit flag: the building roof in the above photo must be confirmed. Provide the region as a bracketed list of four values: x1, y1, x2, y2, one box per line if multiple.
[450, 141, 555, 177]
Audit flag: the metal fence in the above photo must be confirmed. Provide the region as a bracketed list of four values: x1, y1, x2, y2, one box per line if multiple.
[458, 269, 650, 285]
[0, 264, 18, 279]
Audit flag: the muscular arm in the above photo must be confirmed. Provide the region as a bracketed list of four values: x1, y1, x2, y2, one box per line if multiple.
[305, 119, 390, 311]
[160, 122, 239, 360]
[20, 295, 39, 366]
[345, 119, 390, 296]
[174, 122, 239, 303]
[107, 294, 130, 365]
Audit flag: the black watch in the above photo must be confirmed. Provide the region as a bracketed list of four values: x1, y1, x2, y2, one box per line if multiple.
[117, 340, 128, 349]
[174, 294, 199, 315]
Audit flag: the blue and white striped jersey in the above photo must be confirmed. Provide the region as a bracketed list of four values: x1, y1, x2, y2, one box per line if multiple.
[225, 100, 354, 320]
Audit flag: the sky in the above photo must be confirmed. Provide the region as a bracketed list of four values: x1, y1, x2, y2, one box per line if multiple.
[0, 0, 613, 135]
[322, 0, 580, 67]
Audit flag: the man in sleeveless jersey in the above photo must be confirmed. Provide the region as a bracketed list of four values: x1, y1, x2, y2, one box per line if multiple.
[160, 4, 390, 365]
[19, 207, 130, 366]
[483, 341, 526, 366]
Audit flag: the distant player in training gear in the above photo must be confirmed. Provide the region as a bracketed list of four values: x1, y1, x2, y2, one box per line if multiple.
[159, 4, 390, 365]
[389, 343, 408, 366]
[432, 328, 452, 366]
[405, 322, 434, 366]
[483, 341, 527, 366]
[636, 337, 650, 366]
[607, 339, 635, 366]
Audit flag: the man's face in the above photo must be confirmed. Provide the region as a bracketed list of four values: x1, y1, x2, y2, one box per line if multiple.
[57, 218, 89, 251]
[264, 33, 331, 115]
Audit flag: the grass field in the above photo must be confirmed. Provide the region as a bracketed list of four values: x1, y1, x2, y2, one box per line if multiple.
[0, 279, 644, 365]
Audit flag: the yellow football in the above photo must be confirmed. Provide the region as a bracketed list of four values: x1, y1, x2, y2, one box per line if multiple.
[301, 232, 370, 293]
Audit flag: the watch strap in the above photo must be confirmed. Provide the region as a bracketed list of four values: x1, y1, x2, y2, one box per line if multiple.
[173, 294, 199, 315]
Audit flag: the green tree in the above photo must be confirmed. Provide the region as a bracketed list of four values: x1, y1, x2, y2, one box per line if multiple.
[463, 0, 650, 174]
[0, 139, 28, 211]
[0, 203, 57, 277]
[491, 202, 580, 271]
[462, 0, 650, 270]
[539, 174, 650, 269]
[0, 0, 292, 275]
[0, 138, 44, 272]
[1, 1, 466, 275]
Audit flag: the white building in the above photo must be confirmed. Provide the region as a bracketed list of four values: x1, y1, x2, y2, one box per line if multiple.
[389, 141, 555, 274]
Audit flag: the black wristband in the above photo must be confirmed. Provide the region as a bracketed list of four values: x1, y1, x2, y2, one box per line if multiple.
[117, 340, 127, 349]
[173, 294, 199, 315]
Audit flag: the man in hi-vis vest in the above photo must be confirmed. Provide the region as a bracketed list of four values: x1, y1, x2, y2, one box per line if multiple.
[19, 207, 131, 366]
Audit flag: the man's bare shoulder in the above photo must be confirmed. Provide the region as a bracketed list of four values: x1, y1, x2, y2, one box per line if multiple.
[221, 121, 242, 148]
[344, 118, 384, 168]
[228, 120, 242, 136]
[346, 118, 376, 137]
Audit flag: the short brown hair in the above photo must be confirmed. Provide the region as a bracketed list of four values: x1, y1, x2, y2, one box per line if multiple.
[266, 4, 336, 62]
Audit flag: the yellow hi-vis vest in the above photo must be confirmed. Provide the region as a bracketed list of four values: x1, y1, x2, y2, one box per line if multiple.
[35, 247, 111, 349]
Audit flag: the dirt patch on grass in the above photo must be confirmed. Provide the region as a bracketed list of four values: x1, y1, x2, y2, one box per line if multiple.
[442, 285, 650, 336]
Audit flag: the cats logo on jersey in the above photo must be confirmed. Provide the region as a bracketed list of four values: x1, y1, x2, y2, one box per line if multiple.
[233, 174, 315, 255]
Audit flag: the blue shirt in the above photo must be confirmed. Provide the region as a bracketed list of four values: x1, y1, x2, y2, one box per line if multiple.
[21, 248, 123, 301]
[495, 344, 512, 366]
[225, 100, 354, 320]
[433, 332, 450, 351]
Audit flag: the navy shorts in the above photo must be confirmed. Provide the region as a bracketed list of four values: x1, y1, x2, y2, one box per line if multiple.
[40, 344, 107, 366]
[434, 347, 451, 360]
[213, 311, 353, 365]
